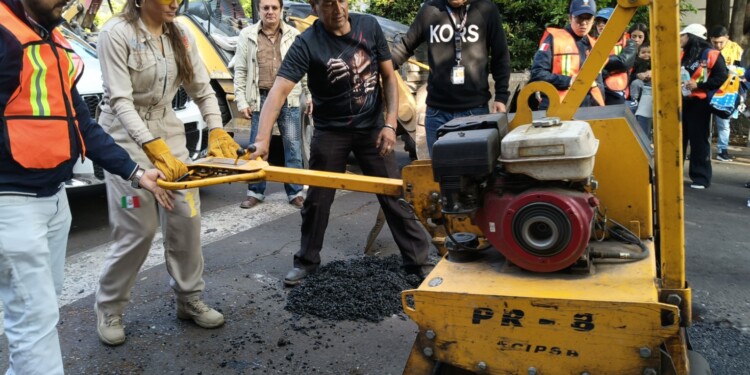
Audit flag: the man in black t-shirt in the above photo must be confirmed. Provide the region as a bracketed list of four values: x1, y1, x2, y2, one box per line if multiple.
[249, 0, 432, 286]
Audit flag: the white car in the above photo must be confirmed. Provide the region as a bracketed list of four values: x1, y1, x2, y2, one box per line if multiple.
[61, 27, 208, 188]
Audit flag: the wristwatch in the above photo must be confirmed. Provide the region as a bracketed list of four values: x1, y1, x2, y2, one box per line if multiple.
[130, 168, 145, 189]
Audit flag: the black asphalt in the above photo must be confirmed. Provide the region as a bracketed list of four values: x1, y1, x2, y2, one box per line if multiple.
[59, 191, 423, 374]
[0, 145, 748, 374]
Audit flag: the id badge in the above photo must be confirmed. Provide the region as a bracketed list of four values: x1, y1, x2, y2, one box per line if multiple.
[451, 65, 465, 85]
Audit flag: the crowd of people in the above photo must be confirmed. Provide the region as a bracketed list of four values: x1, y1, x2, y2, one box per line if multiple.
[530, 0, 748, 191]
[0, 0, 747, 372]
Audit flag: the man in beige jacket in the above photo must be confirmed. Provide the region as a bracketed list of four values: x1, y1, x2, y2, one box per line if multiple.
[235, 0, 311, 209]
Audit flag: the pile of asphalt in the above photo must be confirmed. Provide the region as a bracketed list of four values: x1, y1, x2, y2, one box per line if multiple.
[285, 255, 422, 322]
[690, 321, 750, 374]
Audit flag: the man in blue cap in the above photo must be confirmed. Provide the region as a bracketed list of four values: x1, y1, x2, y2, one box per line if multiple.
[530, 0, 606, 109]
[593, 7, 637, 105]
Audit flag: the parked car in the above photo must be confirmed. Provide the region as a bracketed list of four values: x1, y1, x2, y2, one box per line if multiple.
[60, 26, 209, 189]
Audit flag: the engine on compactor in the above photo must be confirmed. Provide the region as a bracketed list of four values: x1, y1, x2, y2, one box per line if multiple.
[431, 114, 600, 273]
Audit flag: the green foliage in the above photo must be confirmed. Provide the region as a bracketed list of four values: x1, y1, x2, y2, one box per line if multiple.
[238, 0, 253, 19]
[349, 0, 369, 11]
[368, 0, 422, 25]
[495, 0, 569, 71]
[367, 0, 695, 72]
[93, 0, 124, 29]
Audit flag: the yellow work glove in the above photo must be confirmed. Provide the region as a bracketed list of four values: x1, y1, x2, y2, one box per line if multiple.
[207, 128, 243, 159]
[142, 138, 188, 182]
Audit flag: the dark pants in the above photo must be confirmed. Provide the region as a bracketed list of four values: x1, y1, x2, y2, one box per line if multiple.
[682, 97, 712, 187]
[294, 128, 430, 270]
[604, 89, 626, 105]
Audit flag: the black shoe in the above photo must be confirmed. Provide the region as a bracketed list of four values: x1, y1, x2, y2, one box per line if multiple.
[716, 151, 733, 161]
[240, 196, 262, 209]
[404, 264, 435, 280]
[284, 267, 316, 286]
[744, 182, 750, 189]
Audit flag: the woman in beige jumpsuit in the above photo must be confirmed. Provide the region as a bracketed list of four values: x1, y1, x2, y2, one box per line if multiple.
[94, 0, 242, 346]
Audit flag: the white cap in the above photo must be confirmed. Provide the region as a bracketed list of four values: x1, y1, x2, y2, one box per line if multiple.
[680, 24, 707, 39]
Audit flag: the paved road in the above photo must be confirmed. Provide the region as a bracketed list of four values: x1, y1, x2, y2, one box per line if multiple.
[0, 145, 748, 374]
[681, 146, 750, 374]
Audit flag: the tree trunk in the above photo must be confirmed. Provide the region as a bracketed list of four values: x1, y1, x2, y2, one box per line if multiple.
[706, 0, 731, 30]
[731, 0, 748, 41]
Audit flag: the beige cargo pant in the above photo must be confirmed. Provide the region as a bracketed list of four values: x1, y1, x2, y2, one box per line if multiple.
[96, 107, 205, 316]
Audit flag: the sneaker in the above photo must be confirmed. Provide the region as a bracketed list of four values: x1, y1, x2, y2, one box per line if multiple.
[289, 196, 304, 209]
[95, 303, 125, 346]
[239, 196, 261, 209]
[690, 184, 706, 189]
[176, 299, 225, 328]
[716, 151, 733, 161]
[284, 267, 316, 286]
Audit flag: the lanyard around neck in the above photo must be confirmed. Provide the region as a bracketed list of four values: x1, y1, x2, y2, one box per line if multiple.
[446, 3, 470, 64]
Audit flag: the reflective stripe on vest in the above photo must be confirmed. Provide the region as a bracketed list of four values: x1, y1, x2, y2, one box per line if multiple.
[0, 2, 86, 169]
[604, 35, 630, 94]
[542, 27, 605, 106]
[681, 49, 720, 100]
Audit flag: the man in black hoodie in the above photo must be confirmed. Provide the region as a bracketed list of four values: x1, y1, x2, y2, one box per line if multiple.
[0, 0, 171, 371]
[391, 0, 511, 156]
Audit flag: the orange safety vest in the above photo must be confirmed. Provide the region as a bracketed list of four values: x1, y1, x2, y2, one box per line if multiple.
[604, 34, 630, 96]
[541, 27, 605, 106]
[681, 49, 721, 100]
[0, 2, 85, 170]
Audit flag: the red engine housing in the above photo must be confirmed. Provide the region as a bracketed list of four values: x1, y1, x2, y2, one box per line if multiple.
[476, 188, 597, 272]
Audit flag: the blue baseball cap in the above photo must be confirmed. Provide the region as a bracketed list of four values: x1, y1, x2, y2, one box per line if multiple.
[596, 7, 614, 21]
[570, 0, 597, 17]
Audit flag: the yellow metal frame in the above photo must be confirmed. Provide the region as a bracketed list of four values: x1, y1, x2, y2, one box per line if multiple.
[157, 0, 693, 372]
[401, 243, 679, 374]
[159, 158, 403, 196]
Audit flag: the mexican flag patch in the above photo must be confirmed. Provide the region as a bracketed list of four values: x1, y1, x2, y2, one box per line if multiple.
[121, 196, 140, 209]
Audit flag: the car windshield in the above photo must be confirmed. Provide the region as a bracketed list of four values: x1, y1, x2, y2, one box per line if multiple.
[59, 27, 98, 62]
[69, 39, 97, 64]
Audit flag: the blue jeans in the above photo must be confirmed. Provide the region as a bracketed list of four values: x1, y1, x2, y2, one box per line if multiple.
[248, 93, 304, 201]
[713, 115, 730, 153]
[0, 187, 69, 375]
[424, 105, 490, 157]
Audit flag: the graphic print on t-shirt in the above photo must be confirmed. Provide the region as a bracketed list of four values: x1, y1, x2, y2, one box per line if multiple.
[324, 31, 378, 120]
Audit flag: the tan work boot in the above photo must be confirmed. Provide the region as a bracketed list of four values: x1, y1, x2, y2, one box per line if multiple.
[176, 298, 225, 328]
[94, 303, 125, 346]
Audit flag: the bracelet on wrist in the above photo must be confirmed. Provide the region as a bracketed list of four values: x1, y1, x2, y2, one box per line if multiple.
[383, 124, 397, 133]
[130, 168, 145, 189]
